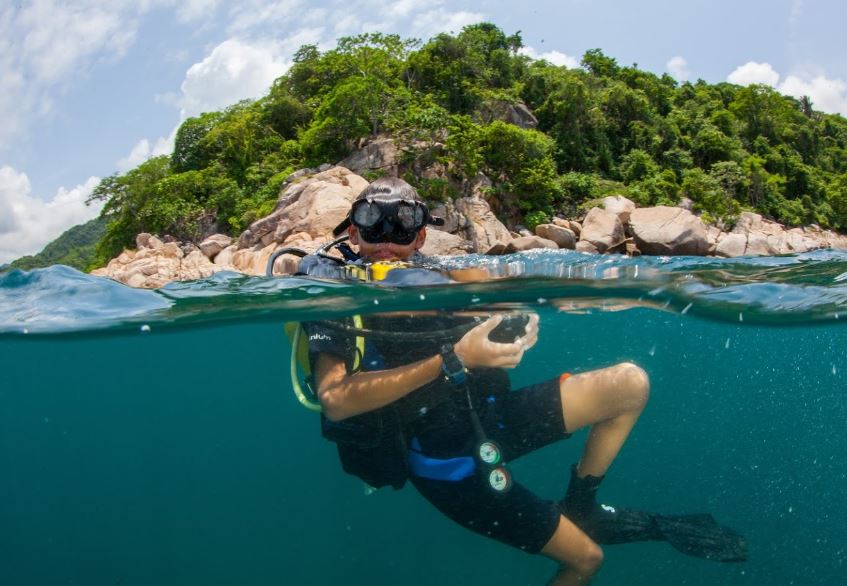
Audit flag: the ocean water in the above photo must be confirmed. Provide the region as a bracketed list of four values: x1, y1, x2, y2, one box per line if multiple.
[1, 249, 846, 585]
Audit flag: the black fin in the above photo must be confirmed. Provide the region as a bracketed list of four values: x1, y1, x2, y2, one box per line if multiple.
[566, 505, 662, 545]
[653, 513, 748, 563]
[566, 506, 748, 563]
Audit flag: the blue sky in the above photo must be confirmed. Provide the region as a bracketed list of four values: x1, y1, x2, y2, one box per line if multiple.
[2, 0, 846, 264]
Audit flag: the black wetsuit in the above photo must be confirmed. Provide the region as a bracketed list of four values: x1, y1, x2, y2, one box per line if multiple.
[302, 257, 570, 553]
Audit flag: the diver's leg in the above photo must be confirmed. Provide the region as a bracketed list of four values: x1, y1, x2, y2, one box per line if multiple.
[541, 515, 603, 585]
[559, 362, 650, 477]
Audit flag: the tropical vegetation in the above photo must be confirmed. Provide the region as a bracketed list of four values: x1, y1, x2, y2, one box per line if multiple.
[18, 23, 847, 270]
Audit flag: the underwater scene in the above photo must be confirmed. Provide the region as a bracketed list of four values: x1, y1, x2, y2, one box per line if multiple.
[1, 249, 846, 585]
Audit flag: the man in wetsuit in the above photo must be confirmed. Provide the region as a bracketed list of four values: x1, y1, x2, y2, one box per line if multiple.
[304, 177, 743, 585]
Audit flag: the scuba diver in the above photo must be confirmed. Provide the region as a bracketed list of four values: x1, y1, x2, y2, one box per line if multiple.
[297, 177, 746, 585]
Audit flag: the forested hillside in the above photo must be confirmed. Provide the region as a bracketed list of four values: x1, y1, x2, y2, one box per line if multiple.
[33, 23, 847, 269]
[10, 217, 107, 271]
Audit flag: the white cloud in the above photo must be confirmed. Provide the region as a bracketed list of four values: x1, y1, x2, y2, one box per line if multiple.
[727, 61, 847, 116]
[0, 1, 151, 150]
[387, 0, 442, 19]
[116, 130, 175, 173]
[226, 0, 306, 35]
[117, 139, 154, 173]
[666, 56, 690, 81]
[519, 46, 580, 69]
[779, 74, 847, 116]
[17, 1, 137, 84]
[727, 61, 781, 86]
[176, 0, 222, 23]
[0, 166, 103, 264]
[178, 38, 295, 119]
[407, 8, 484, 38]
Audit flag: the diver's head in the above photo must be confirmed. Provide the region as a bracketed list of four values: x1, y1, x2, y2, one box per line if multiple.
[333, 177, 444, 260]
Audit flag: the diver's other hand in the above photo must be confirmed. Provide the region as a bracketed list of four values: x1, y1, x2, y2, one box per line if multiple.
[520, 313, 540, 351]
[454, 315, 527, 369]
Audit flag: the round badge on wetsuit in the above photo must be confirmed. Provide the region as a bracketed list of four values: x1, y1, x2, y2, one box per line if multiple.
[488, 466, 512, 493]
[478, 440, 502, 465]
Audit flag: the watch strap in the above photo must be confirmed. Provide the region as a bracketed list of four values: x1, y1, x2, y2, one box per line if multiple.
[440, 343, 466, 385]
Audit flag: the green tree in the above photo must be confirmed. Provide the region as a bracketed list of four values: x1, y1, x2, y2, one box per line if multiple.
[479, 120, 560, 217]
[171, 112, 223, 173]
[581, 48, 619, 78]
[407, 23, 524, 113]
[620, 149, 659, 182]
[200, 102, 284, 185]
[729, 84, 799, 145]
[88, 156, 173, 262]
[680, 167, 740, 223]
[828, 173, 847, 229]
[533, 68, 608, 172]
[445, 115, 485, 180]
[301, 78, 409, 163]
[287, 33, 417, 104]
[691, 123, 742, 167]
[260, 80, 312, 139]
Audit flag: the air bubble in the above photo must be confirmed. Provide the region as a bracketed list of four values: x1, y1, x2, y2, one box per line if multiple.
[725, 338, 731, 349]
[738, 313, 744, 322]
[681, 303, 692, 315]
[373, 299, 379, 305]
[419, 294, 426, 300]
[140, 324, 151, 332]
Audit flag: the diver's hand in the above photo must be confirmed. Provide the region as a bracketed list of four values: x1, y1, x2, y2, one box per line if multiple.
[454, 314, 538, 369]
[521, 313, 540, 349]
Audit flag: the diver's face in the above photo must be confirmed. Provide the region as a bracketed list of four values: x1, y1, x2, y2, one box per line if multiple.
[349, 225, 426, 261]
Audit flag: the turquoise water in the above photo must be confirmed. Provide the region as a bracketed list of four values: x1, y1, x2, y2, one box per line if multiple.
[1, 250, 846, 585]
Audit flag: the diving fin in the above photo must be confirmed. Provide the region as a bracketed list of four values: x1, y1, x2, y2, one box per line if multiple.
[568, 505, 662, 545]
[561, 465, 748, 562]
[652, 513, 748, 562]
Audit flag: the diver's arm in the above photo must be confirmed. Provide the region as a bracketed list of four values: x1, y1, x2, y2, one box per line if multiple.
[314, 353, 445, 421]
[315, 315, 539, 421]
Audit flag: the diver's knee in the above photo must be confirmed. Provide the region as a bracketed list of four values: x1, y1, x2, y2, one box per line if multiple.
[570, 542, 604, 576]
[617, 362, 650, 409]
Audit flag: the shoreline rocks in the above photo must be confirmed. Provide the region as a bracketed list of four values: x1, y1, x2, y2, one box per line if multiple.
[91, 166, 847, 288]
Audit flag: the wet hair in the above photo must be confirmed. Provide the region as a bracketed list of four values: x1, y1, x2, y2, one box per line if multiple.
[354, 177, 422, 202]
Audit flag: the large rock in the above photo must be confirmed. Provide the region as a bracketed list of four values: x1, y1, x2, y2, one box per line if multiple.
[338, 137, 399, 174]
[231, 242, 280, 276]
[628, 206, 709, 256]
[454, 195, 514, 252]
[714, 212, 829, 257]
[535, 223, 576, 249]
[238, 166, 368, 249]
[602, 195, 636, 224]
[421, 229, 474, 257]
[91, 235, 223, 288]
[579, 207, 625, 253]
[478, 100, 538, 129]
[214, 245, 236, 267]
[199, 234, 233, 260]
[504, 235, 559, 253]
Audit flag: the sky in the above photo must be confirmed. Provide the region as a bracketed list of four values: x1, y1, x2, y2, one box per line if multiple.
[1, 0, 846, 264]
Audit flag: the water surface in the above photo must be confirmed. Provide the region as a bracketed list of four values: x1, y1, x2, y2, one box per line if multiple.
[1, 250, 845, 585]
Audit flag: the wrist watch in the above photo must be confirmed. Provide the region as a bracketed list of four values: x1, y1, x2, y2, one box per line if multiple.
[440, 343, 467, 385]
